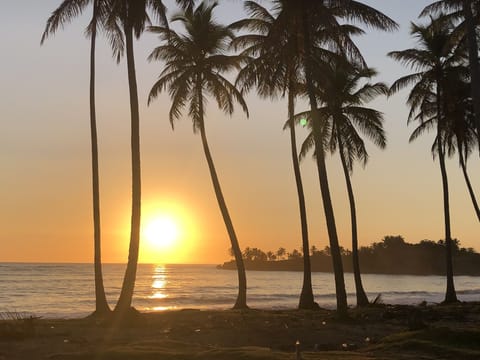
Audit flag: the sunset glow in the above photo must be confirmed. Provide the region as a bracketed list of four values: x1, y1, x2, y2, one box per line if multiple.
[138, 199, 199, 264]
[143, 216, 179, 249]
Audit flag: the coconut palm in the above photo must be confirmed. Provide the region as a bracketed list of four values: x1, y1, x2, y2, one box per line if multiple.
[108, 0, 194, 315]
[41, 0, 124, 316]
[147, 1, 249, 309]
[421, 0, 480, 150]
[230, 1, 317, 309]
[261, 0, 396, 317]
[441, 69, 480, 220]
[388, 18, 466, 303]
[296, 64, 387, 307]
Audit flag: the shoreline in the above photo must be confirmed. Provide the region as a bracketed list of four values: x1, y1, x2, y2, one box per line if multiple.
[2, 302, 480, 359]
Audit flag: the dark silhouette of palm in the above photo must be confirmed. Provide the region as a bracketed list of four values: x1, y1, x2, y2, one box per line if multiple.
[108, 0, 194, 315]
[41, 0, 124, 316]
[297, 64, 387, 307]
[260, 0, 396, 317]
[443, 74, 480, 221]
[421, 0, 480, 149]
[231, 1, 317, 309]
[388, 18, 464, 303]
[147, 1, 249, 309]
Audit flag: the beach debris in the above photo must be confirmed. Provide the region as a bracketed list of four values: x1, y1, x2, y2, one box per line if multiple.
[194, 329, 201, 332]
[321, 321, 326, 325]
[63, 339, 69, 343]
[372, 293, 383, 305]
[365, 337, 371, 343]
[283, 323, 289, 329]
[341, 343, 358, 350]
[295, 340, 302, 360]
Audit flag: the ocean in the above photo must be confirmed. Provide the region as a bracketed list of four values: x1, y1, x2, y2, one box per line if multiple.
[1, 263, 480, 319]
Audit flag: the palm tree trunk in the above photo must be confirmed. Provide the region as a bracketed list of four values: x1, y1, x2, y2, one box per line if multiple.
[337, 137, 369, 307]
[438, 143, 457, 303]
[115, 25, 142, 314]
[436, 88, 457, 303]
[459, 150, 480, 221]
[462, 0, 480, 152]
[288, 90, 318, 309]
[287, 90, 315, 310]
[301, 3, 347, 318]
[89, 3, 110, 315]
[197, 86, 247, 309]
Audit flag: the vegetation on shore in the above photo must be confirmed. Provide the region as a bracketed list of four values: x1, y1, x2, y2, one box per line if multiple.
[219, 235, 480, 276]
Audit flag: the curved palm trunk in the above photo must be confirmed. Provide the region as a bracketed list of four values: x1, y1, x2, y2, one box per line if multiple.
[459, 151, 480, 221]
[115, 25, 142, 314]
[301, 7, 347, 318]
[198, 87, 247, 309]
[89, 6, 110, 315]
[337, 138, 369, 307]
[288, 90, 315, 310]
[462, 0, 480, 151]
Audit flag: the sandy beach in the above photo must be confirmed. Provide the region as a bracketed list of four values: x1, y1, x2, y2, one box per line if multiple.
[2, 302, 480, 359]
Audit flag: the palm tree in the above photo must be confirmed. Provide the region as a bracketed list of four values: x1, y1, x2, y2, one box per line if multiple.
[388, 18, 464, 303]
[441, 68, 480, 220]
[147, 1, 249, 309]
[109, 0, 194, 315]
[421, 0, 480, 150]
[41, 0, 124, 316]
[297, 64, 387, 307]
[231, 1, 317, 309]
[262, 0, 396, 317]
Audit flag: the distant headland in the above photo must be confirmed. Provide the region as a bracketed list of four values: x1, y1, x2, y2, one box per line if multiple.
[217, 235, 480, 276]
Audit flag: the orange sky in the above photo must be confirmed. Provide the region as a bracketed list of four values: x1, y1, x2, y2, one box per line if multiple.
[0, 0, 478, 264]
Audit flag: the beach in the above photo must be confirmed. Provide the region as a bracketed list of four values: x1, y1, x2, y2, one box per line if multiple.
[2, 302, 480, 359]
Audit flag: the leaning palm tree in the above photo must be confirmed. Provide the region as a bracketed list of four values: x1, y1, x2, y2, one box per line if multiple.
[147, 1, 249, 309]
[388, 18, 465, 303]
[421, 0, 480, 149]
[262, 0, 397, 317]
[296, 64, 387, 307]
[231, 1, 317, 309]
[109, 0, 194, 315]
[41, 0, 124, 316]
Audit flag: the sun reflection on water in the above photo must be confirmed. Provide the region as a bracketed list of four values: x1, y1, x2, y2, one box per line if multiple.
[148, 265, 176, 311]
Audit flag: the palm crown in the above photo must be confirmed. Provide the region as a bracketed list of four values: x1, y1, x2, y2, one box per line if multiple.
[148, 1, 248, 129]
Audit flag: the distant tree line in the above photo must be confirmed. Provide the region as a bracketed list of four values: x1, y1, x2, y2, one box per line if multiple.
[221, 236, 480, 276]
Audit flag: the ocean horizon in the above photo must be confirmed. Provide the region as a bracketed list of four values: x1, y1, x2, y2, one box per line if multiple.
[2, 263, 480, 319]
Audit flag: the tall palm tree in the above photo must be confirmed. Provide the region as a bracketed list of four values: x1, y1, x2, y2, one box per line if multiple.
[109, 0, 194, 315]
[421, 0, 480, 150]
[296, 64, 387, 307]
[231, 1, 317, 309]
[388, 18, 465, 303]
[41, 0, 123, 316]
[263, 0, 396, 317]
[147, 1, 249, 309]
[441, 69, 480, 220]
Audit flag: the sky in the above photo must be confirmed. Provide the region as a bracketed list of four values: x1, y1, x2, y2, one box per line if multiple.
[0, 0, 478, 264]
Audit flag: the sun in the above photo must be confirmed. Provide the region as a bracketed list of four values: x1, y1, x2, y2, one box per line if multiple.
[143, 216, 179, 249]
[138, 198, 200, 263]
